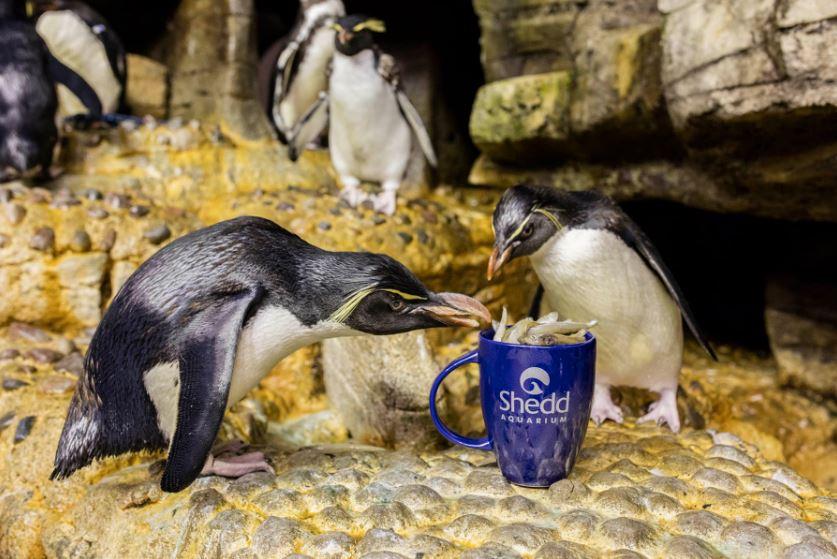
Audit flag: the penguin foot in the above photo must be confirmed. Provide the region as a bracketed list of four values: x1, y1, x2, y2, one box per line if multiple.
[373, 190, 397, 215]
[201, 451, 275, 479]
[212, 439, 246, 456]
[638, 388, 680, 433]
[339, 178, 367, 207]
[590, 383, 623, 426]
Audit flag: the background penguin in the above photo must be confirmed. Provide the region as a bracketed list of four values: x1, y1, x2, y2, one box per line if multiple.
[0, 0, 57, 182]
[52, 216, 490, 492]
[488, 185, 716, 432]
[32, 0, 126, 122]
[258, 0, 344, 144]
[289, 14, 438, 215]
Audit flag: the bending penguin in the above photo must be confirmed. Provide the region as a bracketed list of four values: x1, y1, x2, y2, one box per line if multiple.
[0, 0, 57, 182]
[488, 185, 716, 432]
[258, 0, 344, 143]
[290, 14, 438, 215]
[33, 0, 126, 122]
[52, 216, 490, 492]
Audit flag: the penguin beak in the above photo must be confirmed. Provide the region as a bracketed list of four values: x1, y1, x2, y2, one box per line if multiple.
[416, 292, 491, 329]
[487, 244, 512, 281]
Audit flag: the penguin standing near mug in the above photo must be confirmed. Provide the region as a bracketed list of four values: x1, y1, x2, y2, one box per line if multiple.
[52, 216, 490, 492]
[33, 0, 126, 121]
[0, 0, 57, 182]
[259, 0, 344, 144]
[488, 185, 716, 432]
[289, 15, 437, 215]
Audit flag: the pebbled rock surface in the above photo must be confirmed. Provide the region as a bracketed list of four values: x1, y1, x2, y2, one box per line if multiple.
[38, 424, 837, 559]
[0, 183, 199, 329]
[1, 326, 835, 557]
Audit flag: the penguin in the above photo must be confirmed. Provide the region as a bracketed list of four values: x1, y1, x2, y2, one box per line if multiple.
[487, 185, 716, 432]
[32, 0, 126, 121]
[0, 0, 57, 182]
[289, 14, 438, 215]
[258, 0, 345, 144]
[52, 216, 490, 492]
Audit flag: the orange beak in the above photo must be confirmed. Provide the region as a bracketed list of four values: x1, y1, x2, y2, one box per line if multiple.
[487, 245, 512, 281]
[419, 292, 492, 329]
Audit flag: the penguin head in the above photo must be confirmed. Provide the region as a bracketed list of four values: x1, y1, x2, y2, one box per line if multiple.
[326, 252, 490, 334]
[332, 14, 385, 56]
[488, 184, 573, 280]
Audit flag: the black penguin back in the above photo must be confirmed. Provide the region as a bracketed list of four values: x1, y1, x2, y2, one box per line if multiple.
[0, 14, 57, 180]
[52, 217, 316, 479]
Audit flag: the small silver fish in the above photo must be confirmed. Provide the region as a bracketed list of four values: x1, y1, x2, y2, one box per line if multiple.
[493, 307, 509, 342]
[504, 318, 536, 344]
[527, 320, 597, 337]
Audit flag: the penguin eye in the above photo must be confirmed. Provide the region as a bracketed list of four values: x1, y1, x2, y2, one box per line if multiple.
[389, 299, 405, 312]
[521, 223, 535, 238]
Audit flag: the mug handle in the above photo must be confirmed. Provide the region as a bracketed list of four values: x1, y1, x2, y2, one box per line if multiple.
[429, 349, 492, 450]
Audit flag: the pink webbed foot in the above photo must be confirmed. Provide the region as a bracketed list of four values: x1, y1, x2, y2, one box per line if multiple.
[200, 441, 274, 479]
[590, 383, 623, 426]
[638, 387, 681, 433]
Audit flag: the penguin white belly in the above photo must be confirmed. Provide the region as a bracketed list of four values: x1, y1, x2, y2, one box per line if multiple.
[329, 51, 412, 183]
[144, 307, 353, 440]
[530, 228, 683, 391]
[36, 11, 121, 118]
[278, 27, 334, 130]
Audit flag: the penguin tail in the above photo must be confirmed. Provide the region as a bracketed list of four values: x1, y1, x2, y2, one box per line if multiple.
[50, 373, 104, 480]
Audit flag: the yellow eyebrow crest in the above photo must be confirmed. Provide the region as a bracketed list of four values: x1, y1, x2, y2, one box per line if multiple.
[382, 289, 426, 301]
[353, 19, 386, 33]
[330, 286, 375, 323]
[534, 208, 562, 230]
[330, 286, 426, 323]
[507, 214, 532, 243]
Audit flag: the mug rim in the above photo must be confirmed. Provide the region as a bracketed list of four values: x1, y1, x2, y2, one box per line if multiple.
[480, 328, 595, 349]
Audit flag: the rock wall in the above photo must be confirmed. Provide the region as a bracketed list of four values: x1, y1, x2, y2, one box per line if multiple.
[469, 0, 837, 222]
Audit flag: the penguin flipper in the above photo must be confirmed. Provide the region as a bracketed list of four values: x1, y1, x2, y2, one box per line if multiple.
[395, 89, 437, 168]
[287, 92, 329, 162]
[277, 39, 300, 101]
[46, 53, 102, 116]
[607, 213, 717, 361]
[528, 284, 545, 319]
[160, 286, 265, 493]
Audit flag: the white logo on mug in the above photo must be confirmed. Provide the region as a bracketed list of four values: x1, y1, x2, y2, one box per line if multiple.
[519, 366, 550, 395]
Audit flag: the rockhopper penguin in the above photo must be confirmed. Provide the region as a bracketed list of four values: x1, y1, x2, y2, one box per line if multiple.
[0, 0, 57, 182]
[289, 14, 438, 215]
[33, 0, 126, 121]
[52, 216, 490, 492]
[259, 0, 344, 144]
[488, 185, 716, 432]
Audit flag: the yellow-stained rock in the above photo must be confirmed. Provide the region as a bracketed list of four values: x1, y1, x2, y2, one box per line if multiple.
[125, 54, 168, 119]
[0, 183, 200, 329]
[33, 424, 837, 559]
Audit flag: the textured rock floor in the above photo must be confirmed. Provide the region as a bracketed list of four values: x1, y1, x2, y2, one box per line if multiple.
[42, 424, 837, 559]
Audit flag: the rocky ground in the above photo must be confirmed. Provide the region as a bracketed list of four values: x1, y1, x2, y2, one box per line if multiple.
[0, 120, 833, 558]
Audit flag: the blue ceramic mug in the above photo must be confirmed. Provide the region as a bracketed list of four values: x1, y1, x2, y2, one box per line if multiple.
[429, 329, 596, 487]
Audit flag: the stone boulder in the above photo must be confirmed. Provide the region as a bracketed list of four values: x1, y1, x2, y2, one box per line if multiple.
[322, 331, 445, 450]
[473, 0, 580, 82]
[161, 0, 273, 142]
[661, 0, 837, 153]
[469, 156, 837, 221]
[470, 0, 675, 164]
[124, 54, 169, 119]
[766, 277, 837, 399]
